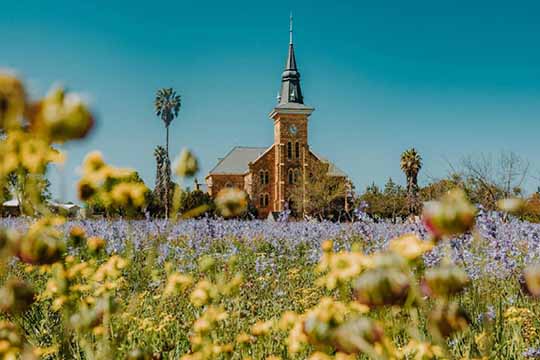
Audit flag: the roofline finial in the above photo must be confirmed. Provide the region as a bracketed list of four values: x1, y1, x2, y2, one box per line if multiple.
[289, 12, 293, 45]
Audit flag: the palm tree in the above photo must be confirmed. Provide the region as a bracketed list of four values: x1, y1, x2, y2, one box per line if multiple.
[154, 88, 181, 156]
[400, 148, 422, 215]
[154, 88, 180, 218]
[153, 145, 171, 217]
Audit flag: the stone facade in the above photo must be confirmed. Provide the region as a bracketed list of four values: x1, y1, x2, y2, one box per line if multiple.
[205, 25, 348, 219]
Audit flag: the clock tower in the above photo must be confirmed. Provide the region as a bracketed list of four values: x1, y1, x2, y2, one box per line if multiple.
[269, 14, 314, 212]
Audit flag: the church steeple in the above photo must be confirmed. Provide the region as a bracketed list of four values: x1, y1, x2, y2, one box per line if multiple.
[278, 14, 304, 105]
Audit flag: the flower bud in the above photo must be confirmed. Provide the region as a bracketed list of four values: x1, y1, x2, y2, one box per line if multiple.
[353, 268, 410, 307]
[215, 188, 248, 218]
[18, 220, 66, 265]
[87, 236, 106, 253]
[0, 227, 19, 256]
[0, 321, 24, 357]
[77, 179, 97, 201]
[126, 349, 152, 360]
[0, 72, 26, 130]
[428, 302, 469, 337]
[174, 148, 198, 178]
[68, 226, 86, 248]
[422, 265, 470, 298]
[331, 317, 384, 354]
[497, 198, 525, 214]
[423, 189, 476, 238]
[388, 233, 433, 261]
[523, 263, 540, 297]
[302, 299, 348, 347]
[0, 279, 35, 314]
[29, 87, 94, 142]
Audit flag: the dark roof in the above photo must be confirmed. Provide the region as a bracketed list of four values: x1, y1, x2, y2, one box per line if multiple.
[208, 146, 347, 178]
[208, 146, 267, 175]
[278, 41, 304, 105]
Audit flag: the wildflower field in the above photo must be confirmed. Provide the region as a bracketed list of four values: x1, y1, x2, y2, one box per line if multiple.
[3, 207, 540, 359]
[2, 73, 540, 360]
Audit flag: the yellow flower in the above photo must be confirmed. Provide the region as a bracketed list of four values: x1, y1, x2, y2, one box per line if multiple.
[164, 272, 193, 296]
[110, 182, 148, 208]
[174, 148, 199, 178]
[0, 72, 26, 130]
[388, 233, 433, 261]
[402, 339, 445, 360]
[251, 320, 274, 336]
[29, 86, 94, 142]
[215, 188, 248, 218]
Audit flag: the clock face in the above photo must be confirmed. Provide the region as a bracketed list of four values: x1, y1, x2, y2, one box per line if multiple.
[289, 125, 298, 136]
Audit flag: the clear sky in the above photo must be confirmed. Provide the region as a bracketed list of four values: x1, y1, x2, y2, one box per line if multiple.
[2, 0, 540, 201]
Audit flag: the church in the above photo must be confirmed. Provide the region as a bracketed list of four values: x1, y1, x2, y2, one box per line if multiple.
[205, 19, 348, 218]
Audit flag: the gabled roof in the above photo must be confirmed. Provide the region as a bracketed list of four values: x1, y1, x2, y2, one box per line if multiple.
[312, 152, 348, 177]
[208, 146, 267, 175]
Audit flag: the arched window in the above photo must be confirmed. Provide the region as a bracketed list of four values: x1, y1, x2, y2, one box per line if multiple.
[259, 170, 265, 184]
[288, 169, 294, 184]
[287, 142, 292, 160]
[264, 171, 269, 185]
[295, 142, 300, 159]
[294, 169, 301, 184]
[259, 193, 269, 207]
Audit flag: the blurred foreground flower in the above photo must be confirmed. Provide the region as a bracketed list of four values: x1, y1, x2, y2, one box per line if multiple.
[497, 197, 525, 214]
[423, 189, 476, 239]
[428, 302, 469, 337]
[0, 279, 35, 314]
[0, 72, 26, 130]
[0, 321, 24, 359]
[174, 148, 198, 178]
[422, 264, 470, 298]
[215, 188, 248, 218]
[354, 267, 410, 307]
[29, 86, 94, 142]
[18, 217, 66, 265]
[388, 233, 433, 261]
[523, 264, 540, 297]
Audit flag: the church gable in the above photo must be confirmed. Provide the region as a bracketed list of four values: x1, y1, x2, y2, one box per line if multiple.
[248, 145, 275, 216]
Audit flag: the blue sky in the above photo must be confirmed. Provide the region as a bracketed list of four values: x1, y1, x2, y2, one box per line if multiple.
[2, 0, 540, 201]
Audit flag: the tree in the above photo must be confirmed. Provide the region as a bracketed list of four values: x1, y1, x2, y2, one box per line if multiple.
[289, 161, 349, 221]
[177, 188, 215, 218]
[400, 148, 422, 215]
[458, 151, 529, 210]
[154, 88, 181, 219]
[358, 179, 407, 221]
[154, 88, 181, 156]
[152, 145, 173, 217]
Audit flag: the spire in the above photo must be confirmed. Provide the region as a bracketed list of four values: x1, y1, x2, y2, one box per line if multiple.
[289, 12, 293, 45]
[278, 13, 303, 105]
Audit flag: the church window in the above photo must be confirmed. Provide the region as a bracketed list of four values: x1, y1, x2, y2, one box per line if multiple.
[259, 193, 269, 207]
[260, 170, 269, 185]
[295, 142, 300, 159]
[288, 169, 294, 184]
[287, 142, 292, 160]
